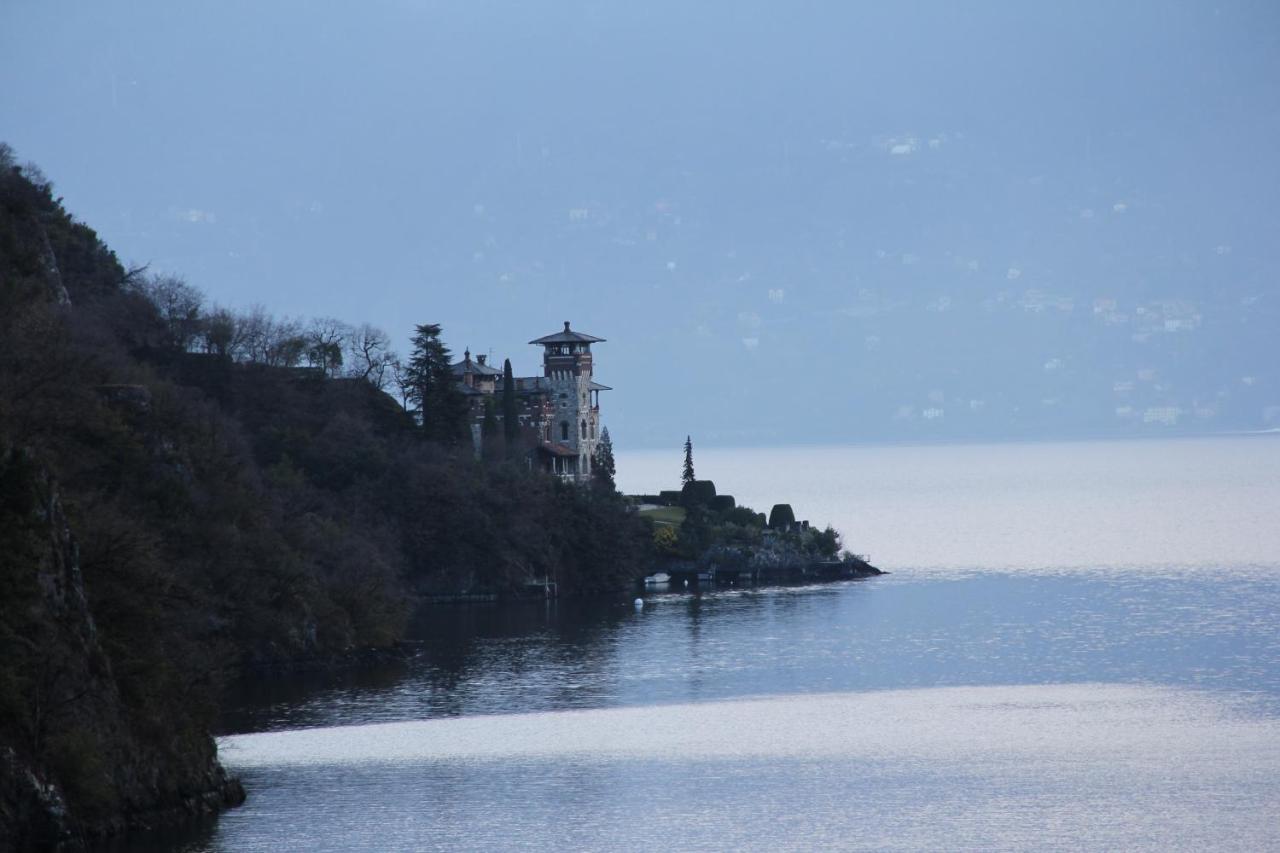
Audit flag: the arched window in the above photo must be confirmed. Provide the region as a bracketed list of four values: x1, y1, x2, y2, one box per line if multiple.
[580, 419, 587, 439]
[560, 421, 569, 441]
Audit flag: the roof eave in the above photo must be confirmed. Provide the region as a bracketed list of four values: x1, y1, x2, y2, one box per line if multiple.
[527, 332, 607, 345]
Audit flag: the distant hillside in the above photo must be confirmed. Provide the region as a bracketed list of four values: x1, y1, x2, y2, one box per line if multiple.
[0, 147, 653, 847]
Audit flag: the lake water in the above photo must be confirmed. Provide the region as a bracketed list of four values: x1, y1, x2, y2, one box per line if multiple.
[173, 437, 1280, 851]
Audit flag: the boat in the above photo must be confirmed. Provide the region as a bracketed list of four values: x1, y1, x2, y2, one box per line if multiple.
[643, 572, 671, 585]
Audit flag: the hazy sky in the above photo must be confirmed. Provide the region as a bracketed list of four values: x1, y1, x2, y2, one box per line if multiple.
[3, 1, 1278, 447]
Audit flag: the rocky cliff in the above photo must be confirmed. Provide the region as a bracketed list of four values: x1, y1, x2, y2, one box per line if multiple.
[0, 447, 243, 851]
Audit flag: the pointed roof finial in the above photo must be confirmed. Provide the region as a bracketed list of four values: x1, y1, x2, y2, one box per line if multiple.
[529, 324, 606, 345]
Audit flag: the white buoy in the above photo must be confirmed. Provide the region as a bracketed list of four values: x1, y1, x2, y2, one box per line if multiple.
[634, 598, 644, 609]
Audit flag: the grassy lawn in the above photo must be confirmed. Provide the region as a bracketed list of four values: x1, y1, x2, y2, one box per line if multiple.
[638, 505, 687, 528]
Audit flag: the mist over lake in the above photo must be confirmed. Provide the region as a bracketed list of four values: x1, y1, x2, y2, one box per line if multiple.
[619, 436, 1280, 575]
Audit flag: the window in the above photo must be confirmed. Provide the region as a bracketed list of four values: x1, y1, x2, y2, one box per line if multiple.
[580, 419, 586, 439]
[560, 421, 569, 441]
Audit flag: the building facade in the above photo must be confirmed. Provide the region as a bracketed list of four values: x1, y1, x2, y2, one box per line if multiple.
[451, 321, 609, 482]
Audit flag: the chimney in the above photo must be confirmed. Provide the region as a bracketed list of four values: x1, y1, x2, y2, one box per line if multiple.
[564, 321, 571, 332]
[477, 354, 487, 366]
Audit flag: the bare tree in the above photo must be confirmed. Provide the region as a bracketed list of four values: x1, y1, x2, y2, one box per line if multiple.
[346, 323, 395, 389]
[268, 317, 307, 367]
[235, 307, 306, 367]
[305, 317, 350, 377]
[236, 305, 272, 363]
[118, 262, 150, 291]
[144, 274, 205, 351]
[389, 359, 413, 411]
[202, 306, 244, 358]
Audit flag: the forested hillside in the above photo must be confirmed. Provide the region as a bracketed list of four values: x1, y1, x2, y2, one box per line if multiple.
[0, 147, 654, 848]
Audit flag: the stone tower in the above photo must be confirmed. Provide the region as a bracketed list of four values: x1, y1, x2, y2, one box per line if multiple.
[529, 321, 608, 480]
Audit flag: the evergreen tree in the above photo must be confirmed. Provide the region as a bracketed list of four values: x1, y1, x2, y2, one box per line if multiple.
[682, 435, 695, 485]
[592, 426, 616, 490]
[502, 357, 520, 456]
[404, 323, 464, 443]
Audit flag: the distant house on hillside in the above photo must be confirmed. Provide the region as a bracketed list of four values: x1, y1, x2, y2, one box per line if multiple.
[451, 321, 610, 482]
[1143, 406, 1180, 426]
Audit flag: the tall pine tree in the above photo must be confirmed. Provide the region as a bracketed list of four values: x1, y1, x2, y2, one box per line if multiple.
[592, 426, 616, 490]
[682, 435, 695, 485]
[404, 323, 465, 444]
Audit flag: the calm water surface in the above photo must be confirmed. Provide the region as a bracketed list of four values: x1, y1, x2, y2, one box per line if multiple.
[178, 437, 1280, 851]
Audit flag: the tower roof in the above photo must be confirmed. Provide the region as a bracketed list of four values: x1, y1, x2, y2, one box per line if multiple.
[528, 320, 605, 345]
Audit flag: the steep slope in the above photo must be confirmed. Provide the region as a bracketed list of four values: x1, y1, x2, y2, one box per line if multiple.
[0, 447, 244, 850]
[1, 147, 655, 846]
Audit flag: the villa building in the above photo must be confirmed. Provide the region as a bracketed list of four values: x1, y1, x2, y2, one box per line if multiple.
[451, 321, 609, 482]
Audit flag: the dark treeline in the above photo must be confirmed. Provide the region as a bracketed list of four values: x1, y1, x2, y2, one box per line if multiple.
[0, 146, 654, 847]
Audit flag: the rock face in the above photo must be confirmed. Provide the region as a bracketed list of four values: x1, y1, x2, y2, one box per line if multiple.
[0, 447, 243, 851]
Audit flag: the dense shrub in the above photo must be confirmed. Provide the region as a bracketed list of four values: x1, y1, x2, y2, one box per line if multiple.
[768, 503, 796, 529]
[723, 506, 765, 528]
[653, 525, 680, 555]
[680, 479, 717, 507]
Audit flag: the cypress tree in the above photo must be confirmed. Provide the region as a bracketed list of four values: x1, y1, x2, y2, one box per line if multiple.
[592, 426, 616, 490]
[682, 435, 695, 486]
[502, 357, 520, 456]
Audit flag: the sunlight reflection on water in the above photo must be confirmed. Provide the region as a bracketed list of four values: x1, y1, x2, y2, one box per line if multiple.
[213, 684, 1280, 851]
